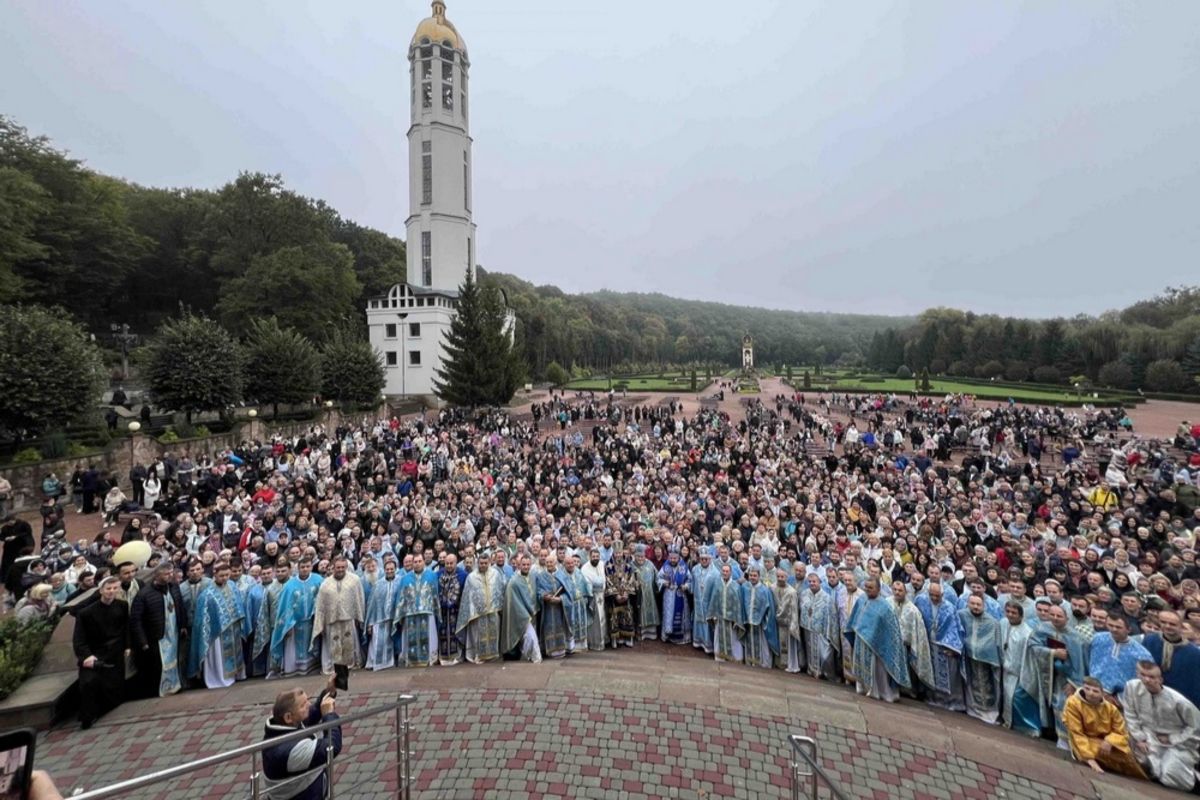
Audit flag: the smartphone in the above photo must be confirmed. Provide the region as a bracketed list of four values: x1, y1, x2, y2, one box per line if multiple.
[333, 663, 350, 692]
[0, 728, 36, 800]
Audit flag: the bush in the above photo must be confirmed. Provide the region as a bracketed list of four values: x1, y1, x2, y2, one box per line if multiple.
[947, 360, 972, 377]
[544, 361, 569, 387]
[1098, 361, 1134, 389]
[1145, 359, 1186, 392]
[41, 431, 68, 460]
[895, 365, 913, 379]
[976, 360, 1006, 379]
[65, 441, 93, 458]
[157, 428, 180, 444]
[1032, 365, 1061, 384]
[0, 618, 54, 701]
[193, 425, 211, 438]
[1004, 361, 1031, 382]
[10, 448, 42, 464]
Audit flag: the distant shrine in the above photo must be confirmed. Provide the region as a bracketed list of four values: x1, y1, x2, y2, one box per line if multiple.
[741, 334, 754, 370]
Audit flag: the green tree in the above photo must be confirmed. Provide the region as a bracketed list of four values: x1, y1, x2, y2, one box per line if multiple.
[919, 367, 931, 392]
[690, 367, 698, 392]
[1097, 360, 1134, 389]
[216, 242, 360, 341]
[142, 313, 244, 423]
[320, 329, 385, 406]
[242, 318, 321, 417]
[0, 167, 50, 301]
[895, 365, 912, 380]
[785, 364, 794, 382]
[544, 360, 569, 387]
[1144, 359, 1186, 392]
[803, 370, 811, 389]
[435, 268, 523, 407]
[0, 305, 105, 439]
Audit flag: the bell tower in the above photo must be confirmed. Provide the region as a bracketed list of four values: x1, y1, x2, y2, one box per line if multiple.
[406, 1, 474, 291]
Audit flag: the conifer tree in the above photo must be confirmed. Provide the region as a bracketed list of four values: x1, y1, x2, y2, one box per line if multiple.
[435, 268, 523, 406]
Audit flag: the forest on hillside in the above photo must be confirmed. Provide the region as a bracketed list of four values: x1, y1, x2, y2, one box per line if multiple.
[2, 116, 1197, 390]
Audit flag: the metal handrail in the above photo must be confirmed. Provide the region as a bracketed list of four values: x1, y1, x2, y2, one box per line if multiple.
[68, 693, 417, 800]
[789, 734, 850, 800]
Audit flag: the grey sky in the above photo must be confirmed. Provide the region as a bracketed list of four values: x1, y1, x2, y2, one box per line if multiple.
[3, 1, 1199, 317]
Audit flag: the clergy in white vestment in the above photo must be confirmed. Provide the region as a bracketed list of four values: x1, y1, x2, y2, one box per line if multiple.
[581, 549, 608, 651]
[1123, 661, 1200, 791]
[311, 556, 366, 675]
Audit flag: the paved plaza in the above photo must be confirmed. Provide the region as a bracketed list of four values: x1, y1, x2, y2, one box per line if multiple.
[34, 643, 1165, 800]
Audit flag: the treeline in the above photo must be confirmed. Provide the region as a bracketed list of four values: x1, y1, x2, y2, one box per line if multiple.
[0, 116, 908, 381]
[486, 273, 907, 379]
[0, 117, 406, 342]
[866, 295, 1200, 392]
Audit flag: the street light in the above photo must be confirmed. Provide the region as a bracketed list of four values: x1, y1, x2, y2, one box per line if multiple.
[248, 409, 258, 418]
[126, 420, 140, 468]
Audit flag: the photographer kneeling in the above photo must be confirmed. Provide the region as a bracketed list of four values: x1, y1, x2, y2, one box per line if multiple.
[262, 679, 342, 800]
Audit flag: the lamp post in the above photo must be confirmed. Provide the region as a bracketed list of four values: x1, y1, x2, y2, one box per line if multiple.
[397, 313, 409, 400]
[127, 420, 141, 471]
[248, 409, 257, 418]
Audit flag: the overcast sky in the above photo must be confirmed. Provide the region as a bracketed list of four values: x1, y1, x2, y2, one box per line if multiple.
[3, 1, 1199, 317]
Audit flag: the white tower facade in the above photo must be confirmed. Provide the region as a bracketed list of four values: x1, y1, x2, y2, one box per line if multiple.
[368, 1, 475, 401]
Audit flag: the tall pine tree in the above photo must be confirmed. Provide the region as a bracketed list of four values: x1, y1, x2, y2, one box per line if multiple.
[435, 268, 523, 407]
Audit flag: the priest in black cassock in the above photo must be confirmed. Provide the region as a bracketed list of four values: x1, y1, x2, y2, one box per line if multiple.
[73, 575, 129, 728]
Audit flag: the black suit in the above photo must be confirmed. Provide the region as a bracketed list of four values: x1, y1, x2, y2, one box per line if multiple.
[130, 582, 187, 698]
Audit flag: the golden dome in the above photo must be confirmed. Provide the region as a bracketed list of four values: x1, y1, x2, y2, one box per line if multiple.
[411, 1, 465, 53]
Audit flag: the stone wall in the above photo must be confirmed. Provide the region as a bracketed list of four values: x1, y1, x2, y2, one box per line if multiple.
[0, 409, 361, 514]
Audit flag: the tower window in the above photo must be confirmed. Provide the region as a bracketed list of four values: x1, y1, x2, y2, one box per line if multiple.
[409, 351, 422, 366]
[461, 91, 467, 120]
[421, 144, 432, 205]
[442, 83, 453, 111]
[409, 323, 421, 337]
[421, 82, 432, 109]
[463, 151, 469, 211]
[441, 42, 454, 59]
[422, 60, 432, 80]
[442, 60, 452, 81]
[385, 351, 397, 366]
[421, 232, 431, 286]
[467, 237, 472, 271]
[385, 323, 397, 339]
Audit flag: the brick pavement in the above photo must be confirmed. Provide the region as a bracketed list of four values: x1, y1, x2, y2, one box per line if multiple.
[32, 645, 1167, 800]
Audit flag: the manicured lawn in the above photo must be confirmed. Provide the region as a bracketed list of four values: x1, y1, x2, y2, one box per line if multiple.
[565, 373, 707, 392]
[793, 374, 1127, 404]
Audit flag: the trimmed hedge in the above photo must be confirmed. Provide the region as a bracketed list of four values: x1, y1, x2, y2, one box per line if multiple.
[0, 617, 54, 701]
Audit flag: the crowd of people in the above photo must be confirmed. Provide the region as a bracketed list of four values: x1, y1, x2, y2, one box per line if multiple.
[4, 388, 1200, 793]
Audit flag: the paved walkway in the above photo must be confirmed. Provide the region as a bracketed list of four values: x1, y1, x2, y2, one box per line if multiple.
[35, 644, 1167, 800]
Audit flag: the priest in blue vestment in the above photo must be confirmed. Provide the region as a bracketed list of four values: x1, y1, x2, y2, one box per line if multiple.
[500, 554, 542, 662]
[845, 577, 910, 702]
[365, 560, 402, 670]
[243, 565, 269, 677]
[560, 555, 592, 655]
[799, 572, 839, 680]
[1001, 601, 1038, 734]
[705, 564, 747, 663]
[270, 558, 323, 677]
[657, 552, 692, 645]
[255, 561, 289, 678]
[1142, 611, 1200, 710]
[536, 555, 572, 658]
[1087, 615, 1149, 698]
[740, 568, 778, 668]
[914, 582, 966, 711]
[633, 548, 660, 640]
[396, 554, 439, 667]
[1022, 604, 1087, 747]
[187, 563, 250, 689]
[958, 594, 1003, 723]
[455, 552, 504, 663]
[690, 552, 719, 654]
